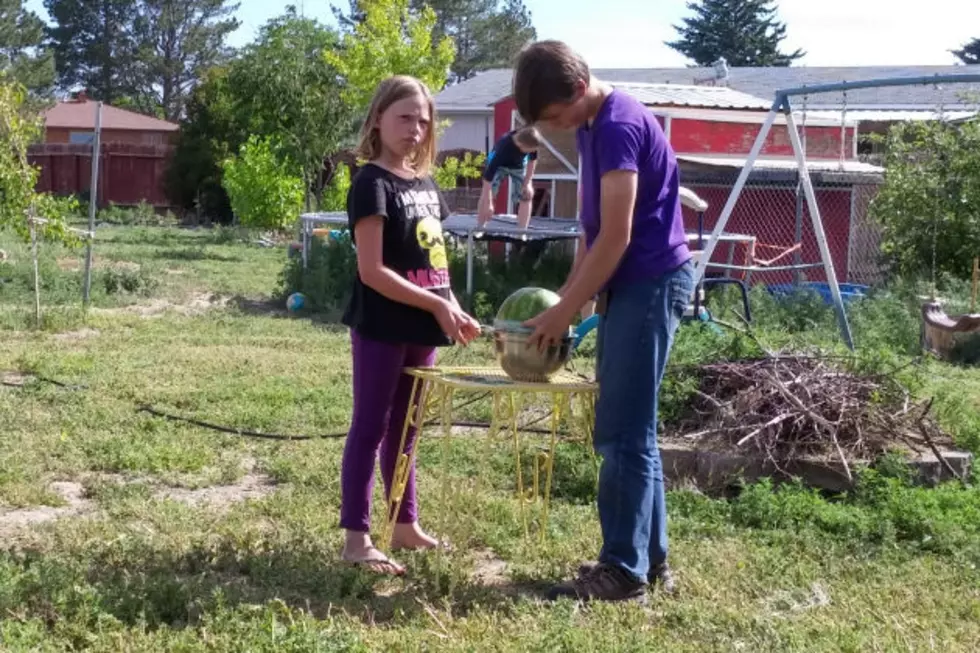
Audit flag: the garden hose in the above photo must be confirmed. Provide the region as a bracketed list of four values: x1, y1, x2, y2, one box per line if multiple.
[5, 369, 565, 442]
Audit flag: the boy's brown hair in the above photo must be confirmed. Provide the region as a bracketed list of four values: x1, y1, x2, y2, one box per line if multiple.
[355, 75, 438, 176]
[512, 40, 590, 123]
[513, 126, 541, 150]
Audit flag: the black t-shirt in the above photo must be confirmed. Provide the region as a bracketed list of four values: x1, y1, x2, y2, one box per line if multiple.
[341, 163, 454, 347]
[483, 130, 538, 181]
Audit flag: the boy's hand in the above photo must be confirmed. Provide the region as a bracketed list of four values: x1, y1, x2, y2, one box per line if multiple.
[523, 300, 576, 352]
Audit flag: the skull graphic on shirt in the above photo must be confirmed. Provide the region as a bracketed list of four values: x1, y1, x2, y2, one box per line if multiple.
[415, 216, 448, 270]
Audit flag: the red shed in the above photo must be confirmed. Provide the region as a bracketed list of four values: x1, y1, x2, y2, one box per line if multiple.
[491, 82, 883, 286]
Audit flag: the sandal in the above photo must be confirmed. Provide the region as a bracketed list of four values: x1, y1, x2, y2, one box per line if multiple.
[343, 549, 406, 577]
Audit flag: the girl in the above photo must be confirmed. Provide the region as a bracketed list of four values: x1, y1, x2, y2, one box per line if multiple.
[339, 75, 481, 576]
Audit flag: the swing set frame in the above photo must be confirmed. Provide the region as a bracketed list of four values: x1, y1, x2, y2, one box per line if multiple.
[694, 72, 980, 351]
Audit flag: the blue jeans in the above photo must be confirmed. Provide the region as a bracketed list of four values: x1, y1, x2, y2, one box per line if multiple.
[594, 260, 694, 583]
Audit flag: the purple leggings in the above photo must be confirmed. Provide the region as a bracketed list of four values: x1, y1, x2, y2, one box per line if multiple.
[339, 330, 436, 533]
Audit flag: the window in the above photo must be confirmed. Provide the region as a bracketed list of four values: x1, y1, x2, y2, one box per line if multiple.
[69, 131, 95, 145]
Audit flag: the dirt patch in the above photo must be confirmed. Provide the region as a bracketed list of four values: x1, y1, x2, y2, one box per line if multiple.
[1, 371, 33, 388]
[0, 482, 95, 540]
[53, 328, 100, 342]
[93, 292, 232, 319]
[153, 473, 277, 511]
[0, 463, 278, 540]
[57, 257, 141, 273]
[470, 548, 509, 587]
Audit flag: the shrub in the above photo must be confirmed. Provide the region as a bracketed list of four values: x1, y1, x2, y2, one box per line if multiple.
[869, 119, 980, 281]
[221, 136, 305, 231]
[320, 163, 351, 212]
[97, 201, 177, 227]
[278, 234, 574, 321]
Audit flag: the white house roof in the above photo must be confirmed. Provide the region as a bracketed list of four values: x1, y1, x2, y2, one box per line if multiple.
[607, 82, 772, 110]
[437, 64, 980, 113]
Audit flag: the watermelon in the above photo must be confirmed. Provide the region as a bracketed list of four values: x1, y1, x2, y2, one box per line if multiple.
[493, 286, 562, 331]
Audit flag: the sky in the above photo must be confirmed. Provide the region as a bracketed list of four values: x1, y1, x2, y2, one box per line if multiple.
[24, 0, 980, 68]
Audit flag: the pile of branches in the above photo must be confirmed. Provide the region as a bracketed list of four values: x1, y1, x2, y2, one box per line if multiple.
[668, 354, 958, 481]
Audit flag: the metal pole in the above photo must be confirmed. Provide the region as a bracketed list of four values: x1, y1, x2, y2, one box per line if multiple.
[783, 101, 855, 351]
[83, 102, 102, 306]
[30, 213, 41, 328]
[466, 230, 474, 309]
[693, 97, 782, 289]
[775, 73, 980, 99]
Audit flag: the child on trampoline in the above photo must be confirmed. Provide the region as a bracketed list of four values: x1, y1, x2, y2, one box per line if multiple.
[339, 75, 481, 576]
[476, 126, 541, 229]
[514, 40, 695, 604]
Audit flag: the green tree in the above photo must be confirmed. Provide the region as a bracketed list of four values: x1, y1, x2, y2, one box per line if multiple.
[325, 0, 455, 113]
[165, 65, 247, 222]
[952, 38, 980, 65]
[44, 0, 140, 103]
[231, 6, 354, 209]
[0, 78, 77, 244]
[221, 135, 305, 232]
[132, 0, 241, 121]
[419, 0, 535, 83]
[0, 0, 56, 97]
[870, 120, 980, 281]
[666, 0, 804, 67]
[334, 0, 535, 84]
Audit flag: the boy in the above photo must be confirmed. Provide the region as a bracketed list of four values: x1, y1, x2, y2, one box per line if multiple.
[515, 40, 695, 604]
[476, 126, 540, 229]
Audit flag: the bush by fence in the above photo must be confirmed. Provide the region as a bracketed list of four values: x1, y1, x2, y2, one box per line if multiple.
[278, 232, 573, 324]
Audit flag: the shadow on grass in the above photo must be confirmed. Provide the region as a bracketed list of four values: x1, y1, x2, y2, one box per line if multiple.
[230, 295, 348, 331]
[1, 543, 549, 631]
[150, 248, 243, 263]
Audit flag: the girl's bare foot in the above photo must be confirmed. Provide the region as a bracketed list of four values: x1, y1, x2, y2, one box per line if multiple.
[342, 530, 405, 576]
[391, 521, 443, 551]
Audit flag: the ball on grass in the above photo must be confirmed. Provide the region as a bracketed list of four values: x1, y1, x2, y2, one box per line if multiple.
[286, 292, 306, 312]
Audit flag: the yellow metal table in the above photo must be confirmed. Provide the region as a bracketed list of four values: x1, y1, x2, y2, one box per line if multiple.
[380, 366, 597, 549]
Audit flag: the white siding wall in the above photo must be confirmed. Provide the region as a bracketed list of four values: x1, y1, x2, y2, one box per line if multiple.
[438, 111, 492, 153]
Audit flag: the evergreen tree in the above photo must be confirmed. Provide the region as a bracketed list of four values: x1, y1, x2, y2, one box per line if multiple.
[0, 0, 56, 97]
[44, 0, 140, 103]
[132, 0, 240, 121]
[416, 0, 535, 83]
[666, 0, 804, 67]
[952, 38, 980, 65]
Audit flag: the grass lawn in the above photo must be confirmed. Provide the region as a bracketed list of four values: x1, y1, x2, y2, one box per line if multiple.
[1, 225, 978, 651]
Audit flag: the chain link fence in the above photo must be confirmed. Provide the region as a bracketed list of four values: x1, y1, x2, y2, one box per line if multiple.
[441, 157, 891, 295]
[679, 165, 886, 293]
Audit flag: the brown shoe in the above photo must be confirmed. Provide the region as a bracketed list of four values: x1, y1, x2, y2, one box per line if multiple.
[547, 563, 647, 604]
[578, 561, 676, 595]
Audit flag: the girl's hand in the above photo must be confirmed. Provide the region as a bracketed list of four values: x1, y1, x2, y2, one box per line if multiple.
[457, 312, 481, 345]
[434, 299, 480, 346]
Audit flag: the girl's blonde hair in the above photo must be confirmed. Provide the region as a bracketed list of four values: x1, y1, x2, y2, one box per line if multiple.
[355, 75, 438, 176]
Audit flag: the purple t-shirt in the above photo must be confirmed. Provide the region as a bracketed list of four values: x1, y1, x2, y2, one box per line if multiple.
[577, 89, 691, 290]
